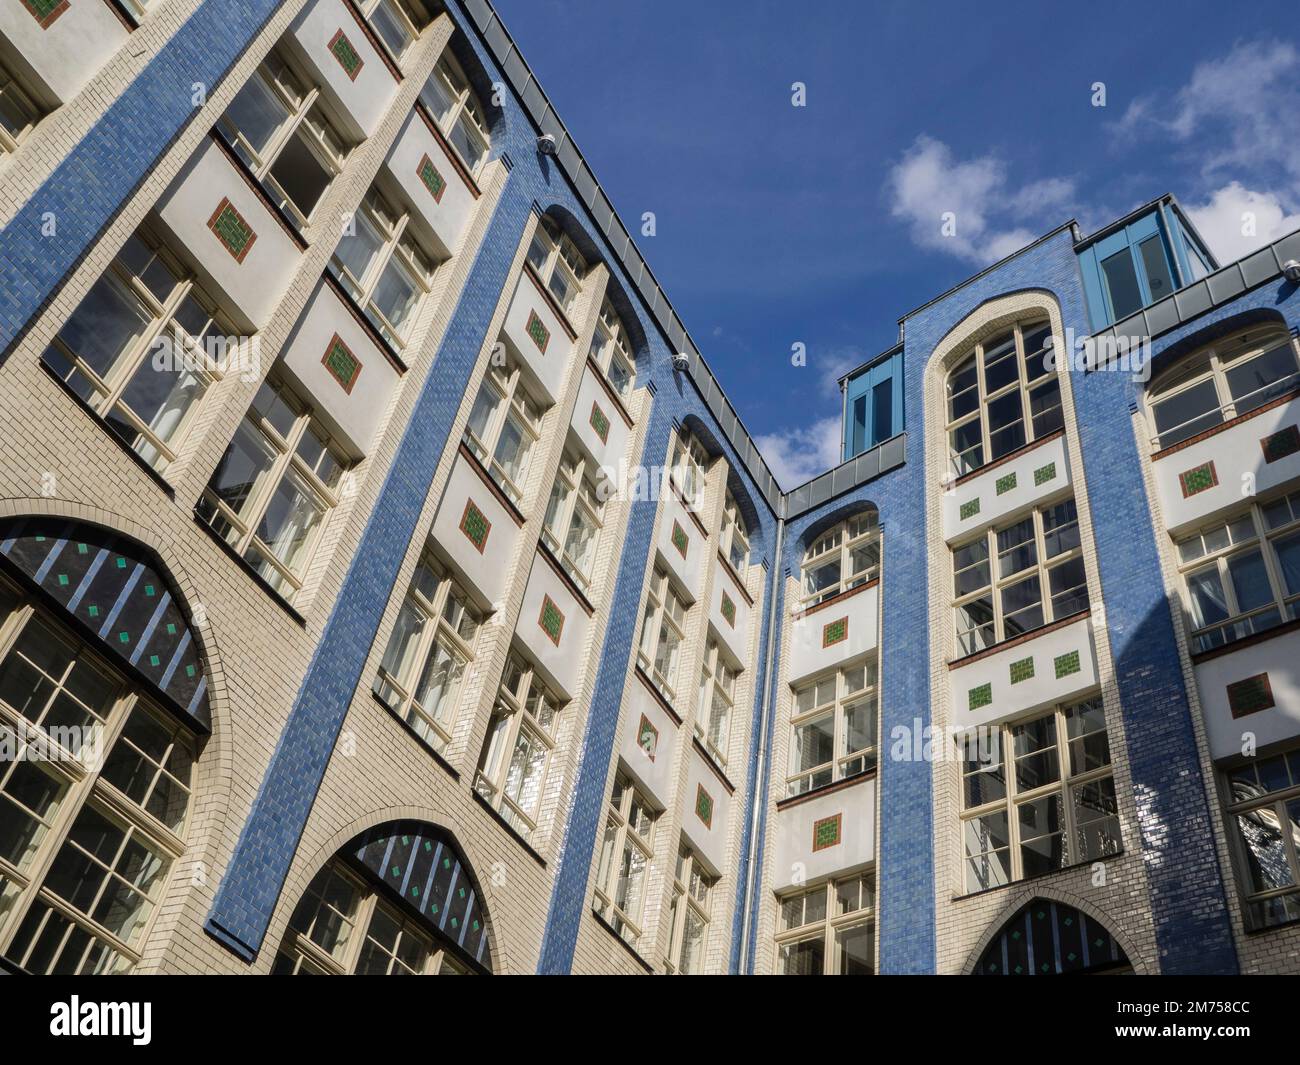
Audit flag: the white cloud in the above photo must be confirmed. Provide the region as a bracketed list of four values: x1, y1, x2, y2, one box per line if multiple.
[755, 416, 843, 490]
[1185, 183, 1300, 262]
[886, 135, 1075, 265]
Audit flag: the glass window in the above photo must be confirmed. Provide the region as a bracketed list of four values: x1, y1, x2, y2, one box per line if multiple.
[719, 491, 751, 573]
[945, 319, 1062, 476]
[959, 696, 1118, 893]
[800, 512, 880, 608]
[592, 774, 658, 945]
[589, 299, 637, 397]
[474, 651, 565, 840]
[670, 433, 710, 511]
[373, 549, 481, 752]
[420, 52, 492, 177]
[358, 0, 429, 60]
[696, 639, 740, 766]
[525, 216, 588, 317]
[666, 845, 715, 974]
[775, 872, 874, 974]
[637, 567, 688, 704]
[542, 443, 606, 590]
[463, 354, 545, 508]
[787, 660, 878, 796]
[0, 59, 43, 152]
[197, 375, 352, 604]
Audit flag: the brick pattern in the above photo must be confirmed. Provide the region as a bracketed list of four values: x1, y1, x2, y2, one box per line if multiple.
[1261, 425, 1300, 464]
[418, 153, 447, 203]
[822, 616, 848, 648]
[637, 714, 658, 760]
[1053, 649, 1081, 679]
[811, 812, 842, 851]
[1033, 461, 1057, 486]
[1009, 656, 1034, 684]
[695, 783, 714, 829]
[589, 401, 610, 444]
[539, 594, 565, 646]
[995, 471, 1017, 495]
[458, 499, 491, 554]
[20, 0, 68, 29]
[1226, 673, 1274, 718]
[1178, 460, 1218, 498]
[321, 333, 362, 393]
[525, 309, 550, 354]
[328, 28, 365, 81]
[670, 519, 688, 558]
[968, 682, 992, 710]
[720, 590, 736, 627]
[959, 498, 980, 520]
[207, 198, 257, 263]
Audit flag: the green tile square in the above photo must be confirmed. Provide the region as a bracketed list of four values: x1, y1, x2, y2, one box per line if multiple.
[968, 682, 992, 711]
[959, 498, 980, 521]
[1033, 462, 1057, 486]
[1054, 650, 1081, 679]
[1009, 656, 1034, 684]
[995, 471, 1017, 495]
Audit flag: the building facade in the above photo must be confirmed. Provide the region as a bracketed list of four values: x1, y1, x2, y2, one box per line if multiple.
[0, 0, 1298, 976]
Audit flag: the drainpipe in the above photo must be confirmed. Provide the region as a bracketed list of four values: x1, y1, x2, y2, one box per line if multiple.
[738, 510, 785, 970]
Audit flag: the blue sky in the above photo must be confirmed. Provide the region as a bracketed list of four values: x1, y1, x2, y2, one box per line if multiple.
[492, 0, 1300, 487]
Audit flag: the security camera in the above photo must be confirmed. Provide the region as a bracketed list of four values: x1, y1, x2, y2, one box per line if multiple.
[671, 352, 690, 372]
[537, 133, 558, 156]
[1284, 259, 1300, 284]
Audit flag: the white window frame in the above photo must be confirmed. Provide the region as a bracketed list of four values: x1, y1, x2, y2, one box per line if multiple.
[945, 318, 1062, 477]
[216, 51, 350, 230]
[592, 773, 658, 945]
[695, 638, 738, 767]
[774, 872, 875, 975]
[665, 844, 714, 975]
[638, 566, 688, 704]
[787, 659, 878, 796]
[959, 695, 1119, 894]
[589, 299, 637, 397]
[719, 490, 750, 573]
[800, 512, 879, 607]
[0, 58, 42, 153]
[525, 216, 587, 317]
[198, 375, 352, 603]
[1144, 326, 1300, 451]
[357, 0, 429, 62]
[952, 497, 1088, 656]
[331, 188, 438, 352]
[0, 583, 193, 975]
[373, 550, 481, 752]
[463, 355, 544, 507]
[1221, 746, 1300, 930]
[421, 51, 491, 177]
[670, 433, 710, 511]
[541, 445, 606, 591]
[474, 651, 564, 840]
[42, 228, 230, 472]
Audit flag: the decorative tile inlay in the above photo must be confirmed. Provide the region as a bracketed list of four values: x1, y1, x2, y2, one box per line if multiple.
[1009, 656, 1035, 684]
[1033, 462, 1057, 486]
[995, 471, 1017, 496]
[417, 153, 447, 203]
[694, 784, 713, 829]
[458, 499, 491, 553]
[968, 683, 992, 711]
[525, 309, 550, 354]
[812, 812, 843, 852]
[1178, 461, 1218, 498]
[637, 714, 659, 761]
[959, 498, 980, 521]
[21, 0, 67, 28]
[207, 198, 257, 263]
[1226, 673, 1275, 718]
[1054, 650, 1081, 679]
[328, 28, 364, 80]
[1261, 425, 1300, 464]
[538, 594, 564, 646]
[670, 520, 688, 558]
[719, 590, 736, 627]
[321, 333, 362, 393]
[589, 401, 610, 444]
[822, 617, 848, 648]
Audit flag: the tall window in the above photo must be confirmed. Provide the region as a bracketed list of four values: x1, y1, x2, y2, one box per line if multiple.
[801, 512, 879, 607]
[272, 860, 470, 975]
[42, 229, 232, 472]
[670, 433, 709, 510]
[953, 498, 1087, 656]
[197, 375, 352, 603]
[358, 0, 430, 61]
[696, 639, 738, 767]
[373, 550, 481, 752]
[463, 355, 544, 507]
[542, 445, 605, 591]
[1145, 326, 1298, 450]
[0, 60, 42, 153]
[216, 51, 351, 230]
[474, 651, 564, 840]
[946, 319, 1062, 476]
[330, 188, 439, 352]
[787, 660, 878, 797]
[638, 567, 688, 703]
[1175, 490, 1300, 654]
[593, 773, 658, 945]
[775, 872, 874, 975]
[0, 582, 195, 974]
[589, 299, 636, 397]
[719, 491, 750, 572]
[666, 845, 715, 975]
[1222, 746, 1300, 929]
[960, 696, 1119, 894]
[420, 51, 491, 176]
[525, 217, 587, 317]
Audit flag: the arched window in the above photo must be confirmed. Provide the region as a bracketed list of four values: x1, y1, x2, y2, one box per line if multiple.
[719, 490, 750, 572]
[801, 512, 879, 607]
[973, 898, 1129, 975]
[946, 319, 1062, 476]
[0, 520, 208, 974]
[1145, 324, 1298, 450]
[273, 822, 494, 974]
[589, 298, 637, 397]
[526, 216, 588, 317]
[420, 50, 491, 177]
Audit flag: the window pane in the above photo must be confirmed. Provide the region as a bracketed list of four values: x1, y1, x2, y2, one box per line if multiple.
[778, 936, 825, 975]
[1227, 342, 1300, 414]
[1102, 248, 1143, 320]
[1137, 235, 1174, 303]
[1236, 807, 1294, 893]
[836, 924, 874, 975]
[1073, 777, 1121, 861]
[269, 132, 332, 220]
[1152, 379, 1222, 447]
